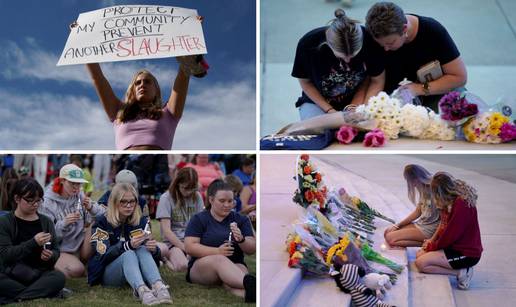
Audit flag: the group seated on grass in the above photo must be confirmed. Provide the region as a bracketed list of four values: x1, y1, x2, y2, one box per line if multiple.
[0, 165, 256, 306]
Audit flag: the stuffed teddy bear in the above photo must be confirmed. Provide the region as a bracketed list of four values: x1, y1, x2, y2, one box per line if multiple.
[330, 263, 394, 307]
[363, 273, 393, 300]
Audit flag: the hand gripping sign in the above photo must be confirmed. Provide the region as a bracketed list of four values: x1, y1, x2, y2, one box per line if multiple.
[57, 5, 207, 66]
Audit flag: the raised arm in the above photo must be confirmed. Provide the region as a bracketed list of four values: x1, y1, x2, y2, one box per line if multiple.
[166, 63, 191, 119]
[86, 63, 123, 121]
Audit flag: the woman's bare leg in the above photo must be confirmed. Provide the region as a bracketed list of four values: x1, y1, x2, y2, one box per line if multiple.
[189, 255, 247, 290]
[222, 263, 249, 297]
[156, 242, 188, 272]
[385, 224, 427, 247]
[415, 250, 459, 276]
[55, 253, 85, 278]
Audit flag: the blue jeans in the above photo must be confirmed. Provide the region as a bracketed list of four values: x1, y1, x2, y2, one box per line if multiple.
[298, 103, 325, 120]
[102, 247, 161, 290]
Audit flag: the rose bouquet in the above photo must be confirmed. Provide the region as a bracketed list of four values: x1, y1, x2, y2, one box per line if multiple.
[355, 92, 402, 139]
[293, 154, 328, 212]
[335, 126, 387, 147]
[463, 112, 512, 143]
[439, 91, 478, 124]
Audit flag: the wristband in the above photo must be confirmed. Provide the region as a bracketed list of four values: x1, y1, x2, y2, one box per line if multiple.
[236, 236, 246, 244]
[422, 82, 430, 96]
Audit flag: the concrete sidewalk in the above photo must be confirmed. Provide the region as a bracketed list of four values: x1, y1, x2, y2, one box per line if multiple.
[260, 0, 516, 146]
[260, 154, 516, 307]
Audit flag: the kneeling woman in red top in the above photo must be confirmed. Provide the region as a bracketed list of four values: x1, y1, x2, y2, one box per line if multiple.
[415, 172, 482, 290]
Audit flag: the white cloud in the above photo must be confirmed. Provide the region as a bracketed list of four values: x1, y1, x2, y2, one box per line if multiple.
[174, 80, 256, 149]
[0, 79, 256, 150]
[0, 90, 114, 149]
[0, 39, 177, 90]
[0, 38, 256, 150]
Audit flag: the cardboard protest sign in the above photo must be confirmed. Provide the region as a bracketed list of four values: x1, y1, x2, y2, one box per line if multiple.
[57, 5, 207, 66]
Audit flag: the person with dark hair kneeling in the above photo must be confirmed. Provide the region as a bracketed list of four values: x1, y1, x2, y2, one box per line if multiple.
[184, 179, 256, 303]
[0, 178, 66, 304]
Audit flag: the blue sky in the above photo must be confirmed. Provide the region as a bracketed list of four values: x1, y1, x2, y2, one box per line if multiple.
[0, 0, 256, 150]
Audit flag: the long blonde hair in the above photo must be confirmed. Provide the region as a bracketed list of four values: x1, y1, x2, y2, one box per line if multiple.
[116, 70, 163, 123]
[106, 183, 142, 227]
[403, 164, 432, 206]
[431, 172, 478, 210]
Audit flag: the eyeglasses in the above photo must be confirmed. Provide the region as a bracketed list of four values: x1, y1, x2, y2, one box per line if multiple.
[119, 198, 137, 208]
[22, 197, 43, 206]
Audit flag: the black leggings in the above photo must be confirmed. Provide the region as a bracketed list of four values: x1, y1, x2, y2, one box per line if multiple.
[0, 270, 65, 305]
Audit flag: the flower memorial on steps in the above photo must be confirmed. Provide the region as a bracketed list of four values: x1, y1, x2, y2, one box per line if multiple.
[288, 155, 403, 285]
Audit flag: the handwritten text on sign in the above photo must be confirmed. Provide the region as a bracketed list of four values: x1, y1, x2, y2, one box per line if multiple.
[57, 5, 207, 66]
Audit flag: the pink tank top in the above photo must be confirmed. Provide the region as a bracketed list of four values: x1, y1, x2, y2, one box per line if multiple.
[113, 107, 179, 150]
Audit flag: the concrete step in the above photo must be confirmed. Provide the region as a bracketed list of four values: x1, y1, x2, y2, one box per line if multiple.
[287, 276, 351, 307]
[407, 248, 456, 307]
[260, 154, 309, 307]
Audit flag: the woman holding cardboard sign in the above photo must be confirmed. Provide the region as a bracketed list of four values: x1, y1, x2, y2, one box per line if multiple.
[87, 183, 172, 305]
[81, 15, 208, 150]
[86, 55, 207, 150]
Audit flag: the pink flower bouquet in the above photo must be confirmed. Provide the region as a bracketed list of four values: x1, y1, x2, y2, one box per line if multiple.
[336, 125, 358, 144]
[499, 122, 516, 142]
[363, 129, 386, 147]
[439, 91, 478, 123]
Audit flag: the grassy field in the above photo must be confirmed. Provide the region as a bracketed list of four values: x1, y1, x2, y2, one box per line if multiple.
[15, 220, 256, 307]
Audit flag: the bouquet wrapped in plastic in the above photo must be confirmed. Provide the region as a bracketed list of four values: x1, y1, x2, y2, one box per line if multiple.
[357, 240, 404, 274]
[355, 92, 402, 139]
[339, 188, 396, 224]
[326, 193, 376, 242]
[293, 154, 328, 212]
[286, 230, 329, 276]
[463, 111, 513, 143]
[438, 91, 478, 124]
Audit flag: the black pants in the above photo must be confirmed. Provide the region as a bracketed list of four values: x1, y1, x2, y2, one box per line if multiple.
[0, 270, 65, 304]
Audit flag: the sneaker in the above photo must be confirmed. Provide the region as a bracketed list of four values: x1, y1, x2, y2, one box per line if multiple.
[457, 267, 474, 290]
[243, 274, 256, 303]
[152, 283, 173, 304]
[55, 287, 73, 299]
[176, 55, 209, 78]
[134, 285, 160, 306]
